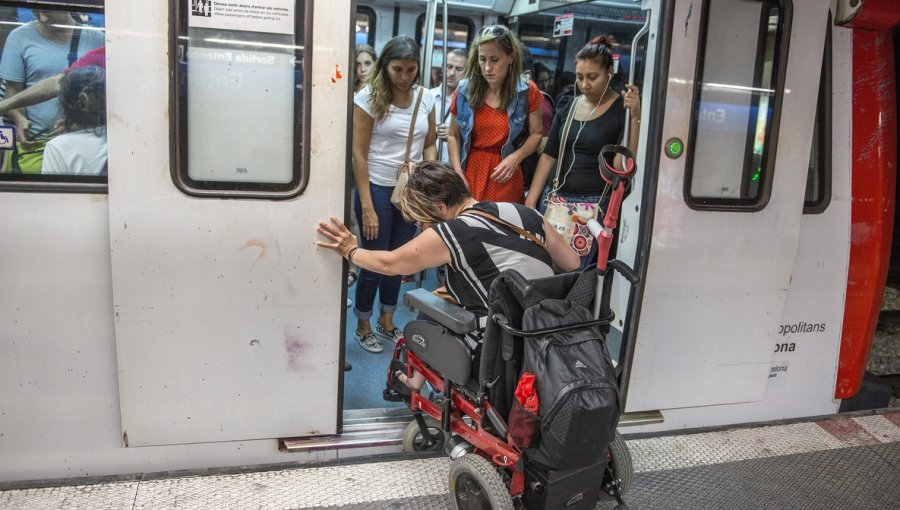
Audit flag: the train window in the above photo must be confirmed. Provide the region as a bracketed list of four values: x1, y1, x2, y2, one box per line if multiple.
[415, 15, 473, 88]
[0, 4, 106, 192]
[356, 6, 375, 47]
[173, 0, 310, 198]
[518, 23, 563, 84]
[684, 0, 788, 211]
[803, 20, 831, 214]
[511, 3, 647, 106]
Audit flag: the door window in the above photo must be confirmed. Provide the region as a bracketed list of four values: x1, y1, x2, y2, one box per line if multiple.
[804, 22, 831, 214]
[0, 4, 106, 191]
[174, 0, 309, 197]
[685, 0, 788, 210]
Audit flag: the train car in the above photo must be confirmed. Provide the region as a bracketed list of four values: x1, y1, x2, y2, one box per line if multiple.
[0, 0, 896, 484]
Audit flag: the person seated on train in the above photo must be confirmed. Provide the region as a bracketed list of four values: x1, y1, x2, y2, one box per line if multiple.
[0, 46, 105, 117]
[445, 24, 543, 204]
[525, 35, 641, 269]
[431, 47, 467, 164]
[0, 9, 104, 173]
[41, 66, 107, 175]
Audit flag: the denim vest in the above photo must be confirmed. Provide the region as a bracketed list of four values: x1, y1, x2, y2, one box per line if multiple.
[455, 76, 531, 170]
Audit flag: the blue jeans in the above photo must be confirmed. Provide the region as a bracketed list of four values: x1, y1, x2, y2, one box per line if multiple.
[353, 183, 417, 321]
[539, 187, 610, 271]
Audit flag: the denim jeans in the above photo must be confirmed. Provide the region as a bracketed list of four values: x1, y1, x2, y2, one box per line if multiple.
[539, 187, 610, 271]
[353, 182, 417, 321]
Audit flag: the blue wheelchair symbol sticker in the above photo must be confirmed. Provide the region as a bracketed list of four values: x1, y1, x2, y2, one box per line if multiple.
[0, 126, 15, 150]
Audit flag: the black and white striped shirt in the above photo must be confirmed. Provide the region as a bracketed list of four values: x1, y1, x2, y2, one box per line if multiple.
[434, 201, 554, 317]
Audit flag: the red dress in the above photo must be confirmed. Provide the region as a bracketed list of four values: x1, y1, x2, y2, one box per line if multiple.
[452, 81, 543, 203]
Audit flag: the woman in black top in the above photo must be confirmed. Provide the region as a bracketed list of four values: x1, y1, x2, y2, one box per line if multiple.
[525, 35, 641, 268]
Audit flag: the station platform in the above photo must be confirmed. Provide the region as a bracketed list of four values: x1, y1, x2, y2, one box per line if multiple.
[2, 409, 898, 510]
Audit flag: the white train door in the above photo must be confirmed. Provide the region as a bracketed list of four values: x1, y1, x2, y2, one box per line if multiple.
[625, 0, 829, 413]
[107, 0, 351, 445]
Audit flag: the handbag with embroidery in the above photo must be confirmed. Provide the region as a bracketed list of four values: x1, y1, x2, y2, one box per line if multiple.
[390, 87, 424, 206]
[543, 96, 602, 257]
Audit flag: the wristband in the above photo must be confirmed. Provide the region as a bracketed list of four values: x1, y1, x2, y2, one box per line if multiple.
[339, 240, 358, 259]
[346, 247, 359, 263]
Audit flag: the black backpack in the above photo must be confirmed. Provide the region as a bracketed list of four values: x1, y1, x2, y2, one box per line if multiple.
[521, 298, 620, 471]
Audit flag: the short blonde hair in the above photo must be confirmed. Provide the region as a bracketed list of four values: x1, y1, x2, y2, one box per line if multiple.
[399, 161, 472, 224]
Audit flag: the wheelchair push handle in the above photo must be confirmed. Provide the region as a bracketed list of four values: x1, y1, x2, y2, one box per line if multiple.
[608, 259, 640, 286]
[598, 144, 637, 188]
[592, 144, 637, 274]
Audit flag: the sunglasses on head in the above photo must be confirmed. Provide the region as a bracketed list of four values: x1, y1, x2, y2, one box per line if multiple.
[479, 25, 510, 38]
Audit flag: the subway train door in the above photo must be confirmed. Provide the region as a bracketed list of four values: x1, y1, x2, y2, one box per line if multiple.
[106, 1, 351, 445]
[625, 0, 829, 413]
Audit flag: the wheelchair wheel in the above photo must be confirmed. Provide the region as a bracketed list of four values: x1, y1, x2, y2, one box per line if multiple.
[448, 454, 514, 510]
[401, 416, 447, 453]
[607, 430, 633, 494]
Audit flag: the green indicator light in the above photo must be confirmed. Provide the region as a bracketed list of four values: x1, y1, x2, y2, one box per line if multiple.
[664, 137, 684, 159]
[751, 166, 762, 181]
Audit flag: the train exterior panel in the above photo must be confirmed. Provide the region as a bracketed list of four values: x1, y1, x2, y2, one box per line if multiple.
[0, 0, 896, 484]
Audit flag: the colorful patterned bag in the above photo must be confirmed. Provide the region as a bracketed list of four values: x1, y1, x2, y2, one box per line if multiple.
[543, 96, 600, 256]
[544, 195, 599, 256]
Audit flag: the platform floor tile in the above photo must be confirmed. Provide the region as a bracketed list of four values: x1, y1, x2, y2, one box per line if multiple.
[2, 412, 899, 510]
[131, 458, 451, 510]
[0, 481, 139, 510]
[594, 443, 900, 510]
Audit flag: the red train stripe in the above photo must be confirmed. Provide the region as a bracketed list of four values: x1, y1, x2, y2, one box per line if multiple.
[836, 29, 897, 399]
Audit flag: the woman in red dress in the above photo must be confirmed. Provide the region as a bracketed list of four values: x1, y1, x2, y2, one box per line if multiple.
[447, 25, 543, 203]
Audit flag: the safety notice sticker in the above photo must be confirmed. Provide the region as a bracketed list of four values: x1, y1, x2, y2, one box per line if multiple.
[553, 13, 574, 37]
[189, 0, 294, 35]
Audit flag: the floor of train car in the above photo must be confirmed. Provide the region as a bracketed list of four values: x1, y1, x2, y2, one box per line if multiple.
[342, 268, 625, 410]
[341, 269, 442, 410]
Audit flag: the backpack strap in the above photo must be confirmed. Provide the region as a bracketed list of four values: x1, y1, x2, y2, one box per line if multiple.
[67, 25, 83, 67]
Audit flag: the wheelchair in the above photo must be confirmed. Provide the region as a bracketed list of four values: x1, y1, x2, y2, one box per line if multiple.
[384, 145, 638, 510]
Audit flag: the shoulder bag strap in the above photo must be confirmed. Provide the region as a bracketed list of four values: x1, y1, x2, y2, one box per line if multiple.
[550, 96, 580, 194]
[402, 88, 424, 165]
[68, 25, 83, 67]
[464, 209, 547, 252]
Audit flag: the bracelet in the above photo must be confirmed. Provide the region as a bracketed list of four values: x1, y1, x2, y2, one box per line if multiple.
[346, 247, 359, 263]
